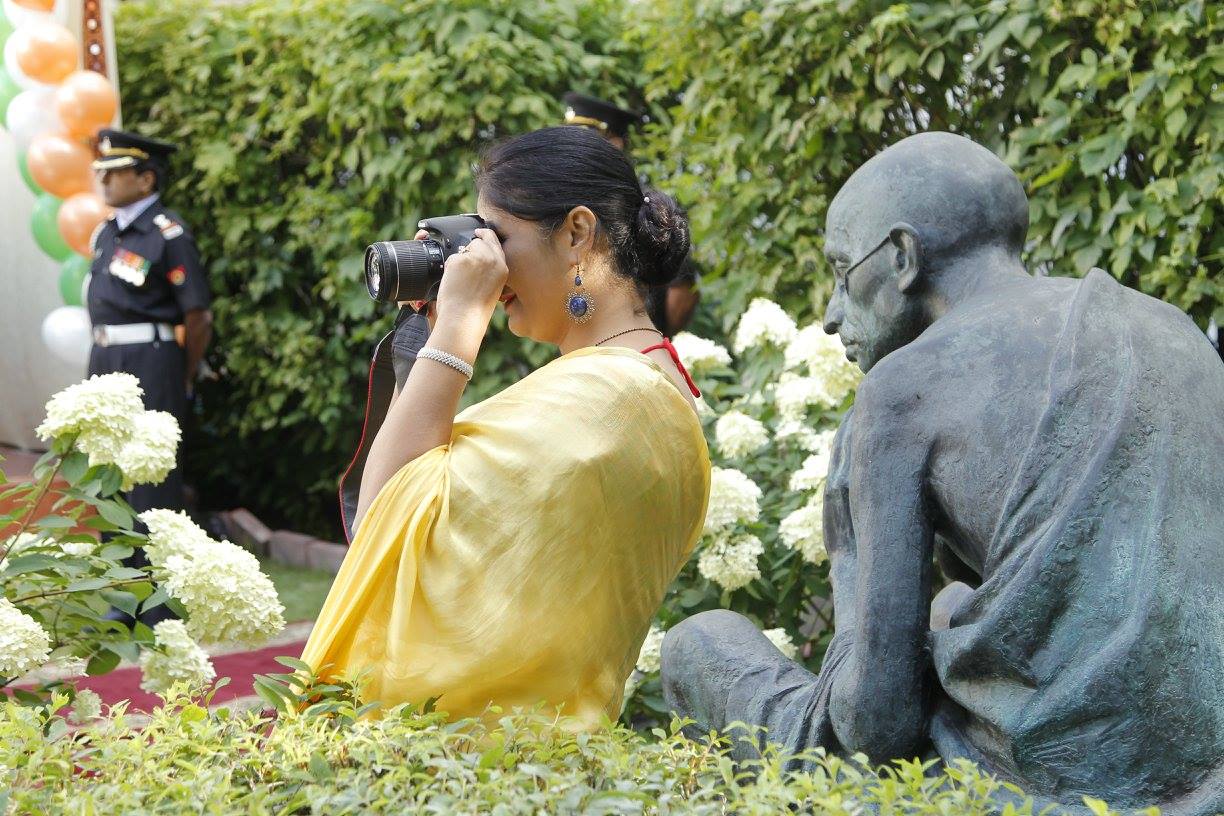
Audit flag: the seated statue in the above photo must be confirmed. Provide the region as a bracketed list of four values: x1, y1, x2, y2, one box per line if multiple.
[662, 131, 1224, 815]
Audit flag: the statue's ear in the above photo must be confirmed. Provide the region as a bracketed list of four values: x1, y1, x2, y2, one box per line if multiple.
[888, 222, 922, 293]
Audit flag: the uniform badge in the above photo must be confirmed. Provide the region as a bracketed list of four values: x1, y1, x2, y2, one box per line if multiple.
[153, 213, 184, 240]
[167, 265, 187, 286]
[109, 248, 151, 286]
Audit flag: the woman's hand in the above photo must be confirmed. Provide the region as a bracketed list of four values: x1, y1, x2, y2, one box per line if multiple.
[435, 228, 507, 328]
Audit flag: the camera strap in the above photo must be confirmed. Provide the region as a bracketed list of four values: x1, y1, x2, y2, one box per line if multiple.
[337, 306, 431, 543]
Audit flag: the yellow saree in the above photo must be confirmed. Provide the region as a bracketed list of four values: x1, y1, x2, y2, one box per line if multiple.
[301, 346, 711, 728]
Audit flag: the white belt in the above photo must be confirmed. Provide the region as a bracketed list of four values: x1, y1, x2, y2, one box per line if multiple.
[92, 322, 175, 347]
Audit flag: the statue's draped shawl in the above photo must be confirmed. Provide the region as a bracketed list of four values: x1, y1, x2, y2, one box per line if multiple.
[302, 347, 710, 728]
[930, 271, 1224, 813]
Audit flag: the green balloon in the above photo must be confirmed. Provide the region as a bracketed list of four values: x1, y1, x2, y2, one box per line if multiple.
[17, 152, 41, 194]
[32, 193, 73, 261]
[59, 256, 91, 307]
[0, 68, 19, 126]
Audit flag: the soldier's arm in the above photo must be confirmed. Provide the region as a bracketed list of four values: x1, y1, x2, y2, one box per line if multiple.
[826, 373, 934, 762]
[163, 226, 212, 391]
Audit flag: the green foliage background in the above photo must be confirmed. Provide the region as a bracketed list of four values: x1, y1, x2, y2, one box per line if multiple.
[117, 0, 1221, 537]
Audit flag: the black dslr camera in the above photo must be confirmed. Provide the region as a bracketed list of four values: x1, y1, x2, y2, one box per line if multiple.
[363, 214, 487, 302]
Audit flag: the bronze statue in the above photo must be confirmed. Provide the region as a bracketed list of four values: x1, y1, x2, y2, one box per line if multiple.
[662, 132, 1224, 815]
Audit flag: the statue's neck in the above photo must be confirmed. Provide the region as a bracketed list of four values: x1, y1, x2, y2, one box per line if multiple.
[922, 249, 1029, 323]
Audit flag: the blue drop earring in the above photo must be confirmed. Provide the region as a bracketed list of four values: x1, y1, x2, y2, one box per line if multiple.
[566, 262, 595, 324]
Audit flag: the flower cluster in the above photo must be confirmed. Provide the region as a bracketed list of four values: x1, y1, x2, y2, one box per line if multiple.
[789, 447, 832, 492]
[732, 298, 797, 353]
[702, 467, 762, 536]
[0, 599, 51, 679]
[714, 411, 769, 459]
[635, 626, 666, 674]
[138, 620, 216, 695]
[784, 324, 862, 405]
[698, 533, 764, 591]
[774, 373, 837, 421]
[139, 510, 285, 647]
[779, 490, 828, 565]
[671, 332, 732, 373]
[69, 689, 103, 724]
[35, 373, 180, 488]
[763, 627, 798, 660]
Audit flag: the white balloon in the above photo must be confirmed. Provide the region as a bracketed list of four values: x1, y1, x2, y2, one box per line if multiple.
[1, 0, 62, 30]
[41, 306, 92, 369]
[4, 87, 60, 151]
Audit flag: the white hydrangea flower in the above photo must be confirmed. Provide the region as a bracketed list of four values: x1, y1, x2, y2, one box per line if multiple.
[790, 449, 833, 492]
[774, 373, 836, 421]
[622, 671, 641, 702]
[694, 397, 716, 419]
[115, 411, 181, 489]
[138, 509, 213, 566]
[732, 298, 798, 353]
[779, 492, 828, 565]
[785, 324, 863, 404]
[160, 538, 285, 647]
[775, 420, 824, 452]
[715, 411, 770, 459]
[60, 540, 95, 558]
[703, 467, 763, 535]
[763, 627, 798, 659]
[698, 533, 764, 591]
[69, 689, 102, 723]
[2, 533, 42, 557]
[671, 332, 732, 373]
[0, 599, 51, 678]
[635, 625, 666, 674]
[35, 373, 145, 467]
[139, 620, 216, 695]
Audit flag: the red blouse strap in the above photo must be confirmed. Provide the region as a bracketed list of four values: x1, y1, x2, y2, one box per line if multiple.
[641, 336, 701, 398]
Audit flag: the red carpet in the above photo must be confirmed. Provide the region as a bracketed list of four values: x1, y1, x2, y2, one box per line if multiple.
[59, 639, 309, 713]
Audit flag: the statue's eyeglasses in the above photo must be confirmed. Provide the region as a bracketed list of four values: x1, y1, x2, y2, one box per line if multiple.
[833, 224, 916, 289]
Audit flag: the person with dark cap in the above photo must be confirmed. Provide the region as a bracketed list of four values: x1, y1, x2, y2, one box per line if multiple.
[563, 92, 701, 337]
[87, 128, 212, 578]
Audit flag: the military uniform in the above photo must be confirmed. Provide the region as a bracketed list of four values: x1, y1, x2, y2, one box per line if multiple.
[86, 130, 209, 518]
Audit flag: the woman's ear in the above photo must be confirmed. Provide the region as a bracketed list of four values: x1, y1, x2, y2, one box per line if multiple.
[562, 206, 598, 264]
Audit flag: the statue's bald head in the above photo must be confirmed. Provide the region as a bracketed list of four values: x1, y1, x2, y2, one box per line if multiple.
[822, 133, 1030, 373]
[827, 132, 1029, 263]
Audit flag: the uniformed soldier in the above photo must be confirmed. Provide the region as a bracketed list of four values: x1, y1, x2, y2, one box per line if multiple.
[87, 128, 212, 525]
[562, 92, 701, 336]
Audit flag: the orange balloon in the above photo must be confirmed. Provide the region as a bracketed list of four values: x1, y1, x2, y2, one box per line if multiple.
[55, 71, 118, 138]
[27, 132, 94, 198]
[13, 21, 79, 85]
[12, 0, 58, 10]
[58, 192, 112, 257]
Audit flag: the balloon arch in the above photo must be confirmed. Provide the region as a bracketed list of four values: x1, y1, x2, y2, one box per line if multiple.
[2, 0, 118, 367]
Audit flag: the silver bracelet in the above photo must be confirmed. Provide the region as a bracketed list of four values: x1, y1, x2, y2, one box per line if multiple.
[417, 347, 474, 380]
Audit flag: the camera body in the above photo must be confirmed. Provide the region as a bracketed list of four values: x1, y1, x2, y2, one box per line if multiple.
[364, 213, 487, 302]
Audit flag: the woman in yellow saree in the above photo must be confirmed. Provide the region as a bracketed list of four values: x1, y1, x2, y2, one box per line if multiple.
[301, 127, 711, 729]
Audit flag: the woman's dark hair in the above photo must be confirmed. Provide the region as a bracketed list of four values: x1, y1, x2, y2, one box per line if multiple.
[475, 126, 690, 289]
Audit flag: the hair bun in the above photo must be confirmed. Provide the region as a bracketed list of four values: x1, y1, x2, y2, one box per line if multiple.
[634, 188, 691, 287]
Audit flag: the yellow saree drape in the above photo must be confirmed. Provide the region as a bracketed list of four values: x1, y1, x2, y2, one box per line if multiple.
[301, 346, 711, 729]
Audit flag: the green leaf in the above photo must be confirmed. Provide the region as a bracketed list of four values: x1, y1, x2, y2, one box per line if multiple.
[2, 553, 63, 577]
[309, 751, 334, 781]
[60, 451, 90, 484]
[86, 649, 122, 676]
[274, 656, 313, 672]
[100, 589, 141, 617]
[95, 500, 133, 529]
[66, 577, 113, 593]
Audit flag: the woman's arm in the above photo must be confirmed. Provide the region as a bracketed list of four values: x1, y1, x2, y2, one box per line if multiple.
[353, 228, 507, 527]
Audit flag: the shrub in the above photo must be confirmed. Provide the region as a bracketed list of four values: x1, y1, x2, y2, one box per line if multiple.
[634, 0, 1222, 332]
[0, 688, 1106, 815]
[0, 374, 285, 706]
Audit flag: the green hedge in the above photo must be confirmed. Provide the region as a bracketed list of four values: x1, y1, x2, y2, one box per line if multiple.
[634, 0, 1222, 330]
[2, 693, 1114, 814]
[116, 0, 639, 536]
[117, 0, 1221, 537]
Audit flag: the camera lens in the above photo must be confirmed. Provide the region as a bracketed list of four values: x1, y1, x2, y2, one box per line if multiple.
[364, 240, 445, 302]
